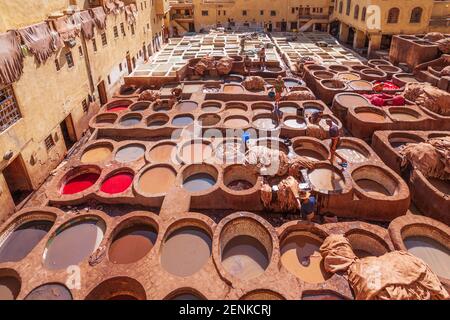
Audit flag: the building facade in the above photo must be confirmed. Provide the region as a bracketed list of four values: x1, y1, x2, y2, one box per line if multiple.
[0, 0, 165, 220]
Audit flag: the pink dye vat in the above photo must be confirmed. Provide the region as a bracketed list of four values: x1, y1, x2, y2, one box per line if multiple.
[107, 106, 129, 112]
[100, 172, 134, 194]
[62, 173, 100, 195]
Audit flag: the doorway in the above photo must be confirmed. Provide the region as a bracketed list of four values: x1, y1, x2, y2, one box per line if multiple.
[97, 80, 108, 105]
[60, 114, 77, 150]
[281, 21, 287, 32]
[3, 155, 33, 206]
[126, 52, 133, 74]
[268, 23, 273, 32]
[189, 23, 195, 33]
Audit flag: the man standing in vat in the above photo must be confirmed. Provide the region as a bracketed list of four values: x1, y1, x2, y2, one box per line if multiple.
[169, 85, 183, 108]
[258, 46, 266, 70]
[326, 119, 347, 166]
[272, 76, 287, 125]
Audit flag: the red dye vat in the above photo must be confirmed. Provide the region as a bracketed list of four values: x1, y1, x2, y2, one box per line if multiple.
[107, 106, 129, 112]
[62, 173, 100, 195]
[100, 172, 134, 194]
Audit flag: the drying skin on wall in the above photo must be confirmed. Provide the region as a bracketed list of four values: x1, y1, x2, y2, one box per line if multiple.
[91, 7, 107, 31]
[74, 11, 96, 40]
[53, 16, 79, 43]
[0, 30, 24, 85]
[18, 22, 59, 64]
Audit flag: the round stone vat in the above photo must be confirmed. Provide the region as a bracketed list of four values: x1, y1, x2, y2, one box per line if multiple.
[223, 164, 258, 192]
[352, 165, 399, 198]
[280, 229, 331, 284]
[0, 271, 20, 300]
[308, 164, 346, 192]
[278, 102, 300, 114]
[360, 68, 387, 81]
[334, 93, 371, 110]
[219, 217, 273, 281]
[350, 65, 367, 72]
[148, 141, 177, 163]
[183, 84, 203, 94]
[302, 290, 348, 300]
[108, 218, 158, 264]
[336, 72, 361, 82]
[160, 222, 212, 277]
[199, 113, 221, 127]
[81, 142, 114, 164]
[303, 102, 324, 116]
[376, 65, 403, 77]
[129, 101, 150, 112]
[0, 213, 55, 263]
[312, 70, 335, 80]
[178, 139, 213, 164]
[345, 229, 390, 258]
[213, 138, 246, 165]
[368, 59, 392, 68]
[284, 116, 307, 129]
[223, 84, 245, 93]
[60, 166, 101, 195]
[86, 277, 147, 300]
[172, 114, 194, 127]
[240, 290, 285, 300]
[328, 65, 350, 73]
[203, 84, 221, 93]
[223, 115, 250, 128]
[321, 79, 346, 89]
[105, 99, 132, 112]
[388, 107, 421, 121]
[252, 114, 277, 130]
[335, 139, 370, 164]
[254, 137, 290, 154]
[306, 64, 326, 72]
[137, 164, 177, 195]
[43, 217, 106, 270]
[181, 164, 218, 193]
[251, 102, 273, 115]
[354, 106, 388, 123]
[146, 113, 169, 127]
[283, 78, 304, 88]
[94, 113, 118, 126]
[225, 102, 248, 114]
[119, 113, 142, 127]
[115, 143, 146, 163]
[348, 80, 373, 91]
[224, 74, 244, 83]
[100, 170, 134, 195]
[388, 132, 424, 151]
[25, 283, 72, 300]
[165, 288, 206, 300]
[201, 101, 222, 112]
[392, 73, 421, 87]
[293, 138, 329, 161]
[175, 100, 198, 112]
[153, 100, 172, 112]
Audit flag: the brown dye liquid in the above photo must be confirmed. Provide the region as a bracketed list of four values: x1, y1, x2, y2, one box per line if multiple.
[224, 117, 249, 128]
[221, 235, 269, 280]
[295, 148, 326, 160]
[338, 73, 360, 81]
[226, 107, 247, 115]
[0, 220, 53, 263]
[223, 85, 244, 93]
[43, 220, 104, 270]
[200, 114, 220, 126]
[25, 284, 72, 300]
[177, 101, 198, 112]
[302, 293, 344, 300]
[0, 277, 20, 300]
[356, 179, 392, 196]
[336, 147, 367, 163]
[139, 167, 176, 194]
[227, 179, 254, 191]
[337, 94, 370, 108]
[353, 249, 373, 259]
[398, 76, 419, 83]
[180, 143, 213, 163]
[81, 146, 112, 163]
[172, 293, 202, 300]
[160, 227, 212, 277]
[202, 104, 221, 112]
[108, 225, 157, 264]
[357, 112, 386, 123]
[281, 235, 329, 284]
[149, 144, 175, 163]
[390, 112, 418, 121]
[242, 292, 283, 300]
[349, 80, 373, 90]
[427, 178, 450, 195]
[404, 236, 450, 278]
[308, 168, 345, 191]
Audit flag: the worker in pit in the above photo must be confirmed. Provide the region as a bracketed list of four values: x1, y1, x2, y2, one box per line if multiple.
[299, 191, 316, 222]
[244, 55, 252, 75]
[169, 86, 183, 108]
[272, 76, 287, 125]
[258, 46, 266, 70]
[308, 111, 323, 125]
[326, 119, 346, 165]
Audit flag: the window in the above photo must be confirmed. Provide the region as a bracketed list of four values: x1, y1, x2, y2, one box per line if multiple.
[291, 8, 295, 14]
[242, 10, 247, 16]
[147, 23, 150, 30]
[113, 26, 119, 38]
[313, 8, 316, 13]
[78, 46, 83, 57]
[361, 7, 366, 21]
[65, 52, 74, 68]
[223, 10, 226, 16]
[0, 86, 21, 132]
[260, 10, 264, 16]
[346, 0, 351, 15]
[131, 24, 135, 35]
[120, 23, 126, 36]
[92, 38, 98, 52]
[339, 1, 343, 14]
[141, 2, 143, 10]
[119, 63, 123, 72]
[144, 1, 147, 9]
[387, 8, 400, 24]
[101, 32, 107, 46]
[410, 7, 422, 23]
[202, 10, 208, 16]
[44, 135, 55, 151]
[82, 99, 88, 113]
[55, 58, 61, 71]
[270, 11, 276, 17]
[354, 5, 359, 19]
[218, 10, 220, 16]
[107, 75, 111, 85]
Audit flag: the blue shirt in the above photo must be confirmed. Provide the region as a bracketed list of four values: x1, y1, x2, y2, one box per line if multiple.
[300, 196, 316, 216]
